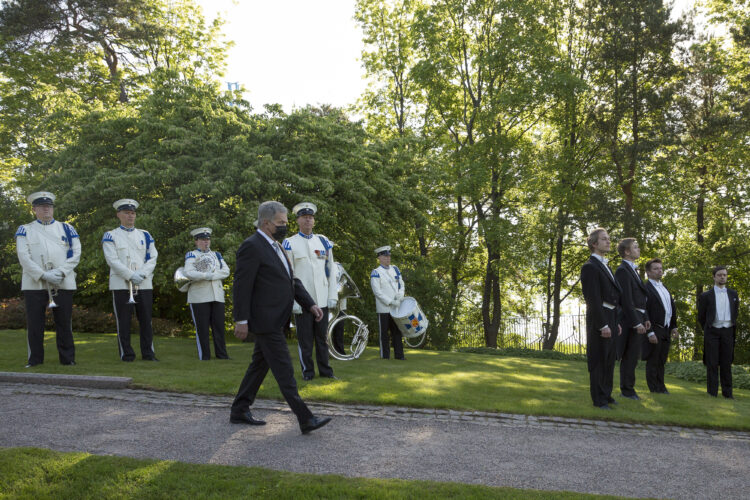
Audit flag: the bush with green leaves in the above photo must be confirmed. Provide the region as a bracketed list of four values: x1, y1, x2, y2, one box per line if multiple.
[456, 346, 587, 362]
[665, 361, 750, 390]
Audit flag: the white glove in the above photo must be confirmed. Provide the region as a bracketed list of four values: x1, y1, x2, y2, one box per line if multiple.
[390, 298, 401, 308]
[327, 299, 337, 309]
[202, 272, 213, 281]
[129, 271, 145, 285]
[42, 270, 64, 285]
[292, 303, 302, 315]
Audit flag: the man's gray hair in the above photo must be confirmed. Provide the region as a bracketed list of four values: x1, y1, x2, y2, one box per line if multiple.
[258, 201, 287, 225]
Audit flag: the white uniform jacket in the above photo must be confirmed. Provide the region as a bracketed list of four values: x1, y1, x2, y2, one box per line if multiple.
[282, 232, 337, 308]
[370, 265, 404, 313]
[102, 226, 158, 290]
[15, 219, 81, 290]
[184, 249, 230, 303]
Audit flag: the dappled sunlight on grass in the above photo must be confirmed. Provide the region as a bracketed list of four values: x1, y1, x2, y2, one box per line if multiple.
[1, 330, 748, 430]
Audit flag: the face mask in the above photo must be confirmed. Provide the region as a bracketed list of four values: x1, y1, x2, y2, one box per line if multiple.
[271, 224, 288, 241]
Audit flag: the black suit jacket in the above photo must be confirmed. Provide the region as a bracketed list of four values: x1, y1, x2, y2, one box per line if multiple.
[642, 280, 677, 360]
[615, 261, 650, 330]
[697, 287, 739, 335]
[233, 232, 315, 334]
[581, 256, 622, 332]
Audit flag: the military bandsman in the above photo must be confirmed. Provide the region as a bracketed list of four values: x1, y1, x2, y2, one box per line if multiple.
[102, 199, 159, 361]
[370, 245, 406, 360]
[15, 192, 81, 367]
[283, 202, 338, 380]
[184, 227, 231, 360]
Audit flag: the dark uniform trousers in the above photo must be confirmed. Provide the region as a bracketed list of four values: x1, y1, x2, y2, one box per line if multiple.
[112, 289, 155, 361]
[378, 313, 404, 360]
[644, 325, 671, 393]
[704, 326, 734, 397]
[231, 328, 313, 424]
[619, 325, 643, 397]
[295, 307, 333, 378]
[332, 319, 345, 355]
[189, 301, 228, 360]
[588, 307, 617, 407]
[24, 290, 75, 366]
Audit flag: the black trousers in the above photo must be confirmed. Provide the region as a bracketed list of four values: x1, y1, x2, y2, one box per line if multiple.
[378, 313, 404, 359]
[644, 326, 671, 393]
[295, 307, 333, 378]
[332, 317, 345, 355]
[587, 307, 616, 407]
[231, 329, 313, 424]
[112, 289, 155, 361]
[24, 290, 75, 366]
[189, 301, 228, 360]
[704, 326, 734, 397]
[619, 328, 642, 396]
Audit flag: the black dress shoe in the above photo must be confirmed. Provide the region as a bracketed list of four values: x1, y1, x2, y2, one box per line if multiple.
[230, 411, 266, 425]
[598, 404, 612, 410]
[620, 393, 640, 400]
[24, 363, 40, 368]
[723, 394, 734, 400]
[62, 361, 76, 366]
[303, 374, 314, 381]
[300, 416, 332, 434]
[143, 357, 160, 362]
[660, 389, 670, 395]
[608, 399, 618, 405]
[326, 375, 339, 380]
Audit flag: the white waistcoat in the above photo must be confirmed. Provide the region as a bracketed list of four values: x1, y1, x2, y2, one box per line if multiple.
[102, 226, 158, 290]
[15, 219, 81, 290]
[184, 250, 230, 303]
[282, 232, 337, 307]
[370, 265, 404, 313]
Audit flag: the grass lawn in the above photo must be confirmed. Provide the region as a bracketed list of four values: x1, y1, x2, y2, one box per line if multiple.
[0, 447, 623, 500]
[1, 329, 747, 430]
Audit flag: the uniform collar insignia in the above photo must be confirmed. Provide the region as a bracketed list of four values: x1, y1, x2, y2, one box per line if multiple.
[119, 225, 135, 232]
[298, 231, 314, 239]
[36, 219, 55, 225]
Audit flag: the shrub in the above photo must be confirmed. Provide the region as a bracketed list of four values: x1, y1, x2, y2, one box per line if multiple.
[456, 346, 587, 362]
[665, 361, 750, 390]
[0, 297, 188, 337]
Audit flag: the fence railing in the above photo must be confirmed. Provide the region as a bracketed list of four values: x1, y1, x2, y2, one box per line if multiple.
[451, 314, 694, 360]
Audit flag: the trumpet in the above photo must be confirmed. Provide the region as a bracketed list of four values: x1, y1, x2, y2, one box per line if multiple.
[40, 255, 58, 309]
[127, 258, 139, 304]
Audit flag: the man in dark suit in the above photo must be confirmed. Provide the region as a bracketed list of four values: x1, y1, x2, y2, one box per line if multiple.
[231, 201, 332, 433]
[643, 258, 678, 394]
[698, 266, 739, 399]
[580, 228, 622, 410]
[614, 238, 650, 400]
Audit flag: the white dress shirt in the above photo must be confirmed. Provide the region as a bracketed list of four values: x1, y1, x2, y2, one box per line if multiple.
[650, 280, 672, 327]
[713, 286, 732, 328]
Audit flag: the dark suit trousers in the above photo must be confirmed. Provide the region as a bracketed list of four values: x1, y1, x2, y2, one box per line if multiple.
[24, 290, 75, 365]
[112, 289, 155, 361]
[704, 326, 734, 397]
[189, 302, 228, 360]
[619, 328, 642, 396]
[378, 313, 404, 359]
[231, 329, 313, 424]
[295, 308, 333, 378]
[644, 326, 670, 393]
[587, 308, 616, 407]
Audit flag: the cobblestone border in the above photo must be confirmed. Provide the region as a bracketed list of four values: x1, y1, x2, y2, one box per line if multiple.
[2, 382, 748, 443]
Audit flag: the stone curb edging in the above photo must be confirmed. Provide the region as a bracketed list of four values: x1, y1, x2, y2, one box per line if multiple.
[0, 372, 132, 390]
[2, 381, 749, 443]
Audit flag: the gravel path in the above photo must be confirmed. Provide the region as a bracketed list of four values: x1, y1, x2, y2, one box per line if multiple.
[1, 382, 748, 498]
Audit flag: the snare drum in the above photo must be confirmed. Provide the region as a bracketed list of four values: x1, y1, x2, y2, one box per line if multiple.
[390, 297, 429, 338]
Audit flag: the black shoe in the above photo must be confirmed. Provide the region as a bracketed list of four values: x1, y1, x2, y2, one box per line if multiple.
[620, 393, 640, 400]
[62, 361, 76, 366]
[122, 358, 135, 362]
[303, 374, 314, 381]
[230, 411, 266, 425]
[607, 398, 618, 405]
[660, 389, 670, 394]
[217, 356, 231, 360]
[300, 416, 332, 434]
[24, 363, 40, 368]
[708, 393, 718, 397]
[598, 404, 612, 410]
[723, 394, 734, 400]
[143, 357, 160, 362]
[396, 357, 406, 360]
[325, 375, 339, 380]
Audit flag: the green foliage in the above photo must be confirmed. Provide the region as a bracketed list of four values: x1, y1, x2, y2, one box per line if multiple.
[456, 346, 587, 362]
[665, 361, 750, 390]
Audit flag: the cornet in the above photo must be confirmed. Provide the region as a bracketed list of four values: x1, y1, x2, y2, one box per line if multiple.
[127, 257, 139, 304]
[40, 255, 58, 309]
